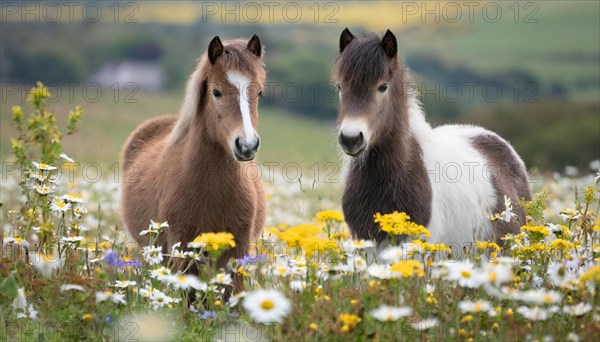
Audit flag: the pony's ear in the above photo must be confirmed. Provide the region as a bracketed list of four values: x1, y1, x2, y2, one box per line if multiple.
[247, 34, 262, 58]
[339, 28, 355, 53]
[208, 36, 223, 64]
[381, 29, 397, 58]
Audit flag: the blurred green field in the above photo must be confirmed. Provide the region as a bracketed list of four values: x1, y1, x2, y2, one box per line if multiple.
[0, 90, 338, 167]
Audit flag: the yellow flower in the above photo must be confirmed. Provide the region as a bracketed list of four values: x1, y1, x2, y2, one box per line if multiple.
[188, 232, 235, 251]
[580, 265, 600, 284]
[551, 238, 575, 251]
[460, 315, 473, 323]
[331, 231, 350, 240]
[316, 210, 343, 222]
[374, 212, 430, 238]
[413, 239, 451, 253]
[338, 313, 361, 329]
[268, 224, 320, 248]
[390, 260, 425, 278]
[350, 299, 359, 306]
[27, 81, 51, 106]
[82, 313, 93, 321]
[476, 241, 501, 251]
[592, 218, 600, 232]
[309, 322, 318, 331]
[269, 224, 339, 259]
[300, 236, 340, 259]
[521, 225, 550, 238]
[505, 308, 513, 317]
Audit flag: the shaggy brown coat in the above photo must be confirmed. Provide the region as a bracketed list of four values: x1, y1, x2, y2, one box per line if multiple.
[120, 37, 266, 268]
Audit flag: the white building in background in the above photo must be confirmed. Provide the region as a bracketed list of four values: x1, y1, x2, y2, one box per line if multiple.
[89, 61, 165, 92]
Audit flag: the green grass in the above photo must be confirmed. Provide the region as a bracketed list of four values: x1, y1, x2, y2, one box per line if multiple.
[1, 90, 338, 167]
[398, 1, 600, 100]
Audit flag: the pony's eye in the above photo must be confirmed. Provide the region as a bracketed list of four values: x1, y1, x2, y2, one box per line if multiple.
[336, 84, 341, 90]
[258, 90, 263, 98]
[212, 89, 222, 98]
[378, 84, 388, 93]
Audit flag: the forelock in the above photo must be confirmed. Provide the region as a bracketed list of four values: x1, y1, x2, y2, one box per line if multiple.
[335, 35, 387, 89]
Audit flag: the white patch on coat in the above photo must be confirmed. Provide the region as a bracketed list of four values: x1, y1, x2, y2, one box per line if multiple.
[407, 95, 498, 245]
[226, 71, 256, 145]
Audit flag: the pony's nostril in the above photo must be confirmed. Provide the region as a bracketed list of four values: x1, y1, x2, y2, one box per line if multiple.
[235, 137, 243, 151]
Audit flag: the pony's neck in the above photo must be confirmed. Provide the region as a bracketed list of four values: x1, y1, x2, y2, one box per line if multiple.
[180, 122, 241, 182]
[365, 92, 432, 171]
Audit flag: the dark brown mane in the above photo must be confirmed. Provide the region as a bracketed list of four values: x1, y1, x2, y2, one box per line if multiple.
[334, 34, 392, 89]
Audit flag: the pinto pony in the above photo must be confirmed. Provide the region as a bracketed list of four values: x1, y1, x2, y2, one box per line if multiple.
[334, 28, 531, 245]
[120, 36, 266, 268]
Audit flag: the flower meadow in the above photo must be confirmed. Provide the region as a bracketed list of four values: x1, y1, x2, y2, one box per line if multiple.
[1, 84, 599, 341]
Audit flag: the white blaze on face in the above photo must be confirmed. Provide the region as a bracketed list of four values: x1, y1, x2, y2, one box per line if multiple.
[226, 71, 256, 145]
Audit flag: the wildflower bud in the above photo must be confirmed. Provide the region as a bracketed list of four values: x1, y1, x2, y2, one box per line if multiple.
[460, 315, 473, 323]
[309, 323, 318, 331]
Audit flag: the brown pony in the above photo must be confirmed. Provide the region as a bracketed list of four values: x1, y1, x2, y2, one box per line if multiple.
[120, 36, 266, 268]
[333, 28, 531, 245]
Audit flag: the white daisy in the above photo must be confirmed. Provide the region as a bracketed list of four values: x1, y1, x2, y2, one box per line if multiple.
[3, 237, 29, 248]
[498, 195, 517, 222]
[51, 197, 71, 212]
[61, 194, 85, 203]
[95, 291, 126, 304]
[444, 260, 482, 288]
[164, 274, 207, 291]
[60, 284, 85, 292]
[150, 266, 171, 280]
[367, 264, 394, 279]
[562, 303, 592, 316]
[379, 245, 408, 264]
[289, 280, 307, 292]
[458, 299, 493, 313]
[518, 289, 562, 305]
[114, 280, 137, 288]
[139, 286, 161, 298]
[140, 220, 169, 235]
[516, 306, 557, 321]
[143, 246, 163, 265]
[547, 262, 576, 288]
[480, 263, 514, 287]
[61, 236, 84, 247]
[149, 292, 178, 310]
[370, 305, 412, 322]
[410, 318, 439, 330]
[73, 204, 87, 218]
[341, 239, 376, 252]
[210, 273, 233, 286]
[32, 161, 57, 171]
[30, 252, 63, 278]
[242, 289, 292, 324]
[34, 184, 54, 195]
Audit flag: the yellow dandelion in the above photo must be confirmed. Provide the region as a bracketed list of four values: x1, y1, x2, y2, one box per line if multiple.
[375, 211, 430, 238]
[315, 210, 343, 222]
